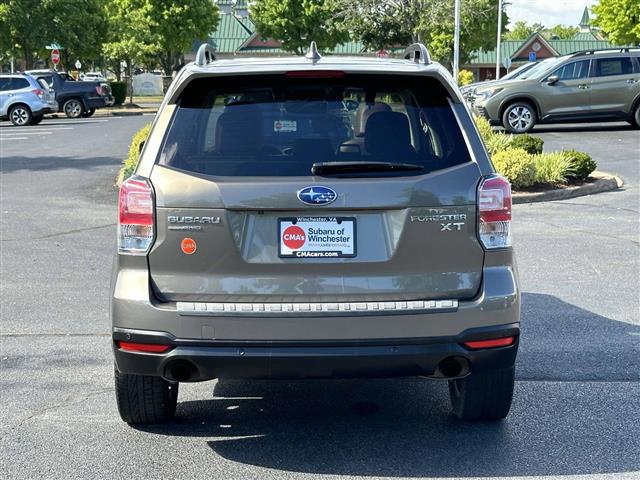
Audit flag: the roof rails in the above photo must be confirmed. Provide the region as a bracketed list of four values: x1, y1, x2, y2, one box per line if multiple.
[403, 43, 431, 65]
[570, 47, 640, 57]
[195, 43, 216, 66]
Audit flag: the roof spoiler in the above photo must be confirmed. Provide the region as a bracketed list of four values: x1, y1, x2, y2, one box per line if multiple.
[403, 43, 431, 65]
[195, 43, 216, 66]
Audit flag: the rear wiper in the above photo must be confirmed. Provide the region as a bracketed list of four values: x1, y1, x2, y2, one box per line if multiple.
[311, 161, 424, 175]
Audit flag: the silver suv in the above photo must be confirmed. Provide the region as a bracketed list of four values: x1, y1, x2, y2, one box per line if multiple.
[111, 43, 520, 424]
[0, 74, 57, 126]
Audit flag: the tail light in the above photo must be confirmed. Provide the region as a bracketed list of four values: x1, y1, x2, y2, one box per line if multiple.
[117, 341, 171, 353]
[96, 85, 108, 96]
[33, 88, 44, 99]
[463, 336, 515, 350]
[118, 177, 154, 254]
[478, 175, 512, 249]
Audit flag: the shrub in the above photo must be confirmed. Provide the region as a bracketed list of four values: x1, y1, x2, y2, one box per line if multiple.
[120, 123, 151, 182]
[110, 81, 126, 105]
[533, 152, 573, 185]
[485, 132, 514, 154]
[458, 69, 474, 86]
[491, 148, 536, 189]
[473, 115, 494, 143]
[510, 133, 544, 154]
[563, 149, 597, 180]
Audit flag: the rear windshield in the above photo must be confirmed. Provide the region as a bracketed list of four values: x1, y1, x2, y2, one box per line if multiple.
[159, 74, 471, 177]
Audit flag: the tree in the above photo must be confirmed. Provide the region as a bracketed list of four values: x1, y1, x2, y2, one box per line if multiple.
[336, 0, 507, 67]
[103, 0, 159, 103]
[503, 21, 544, 40]
[592, 0, 640, 45]
[250, 0, 348, 55]
[0, 0, 50, 68]
[148, 0, 219, 75]
[544, 24, 579, 39]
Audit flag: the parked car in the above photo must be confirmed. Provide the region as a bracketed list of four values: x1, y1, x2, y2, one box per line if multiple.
[0, 73, 57, 126]
[469, 48, 640, 132]
[112, 43, 521, 425]
[80, 71, 107, 82]
[25, 69, 114, 118]
[460, 61, 539, 98]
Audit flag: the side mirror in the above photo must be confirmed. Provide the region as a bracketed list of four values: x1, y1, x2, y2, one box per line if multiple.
[546, 75, 559, 85]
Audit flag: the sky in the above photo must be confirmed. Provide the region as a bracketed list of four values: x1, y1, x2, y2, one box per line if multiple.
[505, 0, 598, 29]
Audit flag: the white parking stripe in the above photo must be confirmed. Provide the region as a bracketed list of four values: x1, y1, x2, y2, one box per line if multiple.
[0, 131, 53, 136]
[0, 127, 73, 133]
[0, 137, 28, 140]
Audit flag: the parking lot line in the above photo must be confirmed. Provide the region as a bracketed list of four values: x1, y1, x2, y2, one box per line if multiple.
[0, 127, 73, 132]
[0, 131, 54, 136]
[0, 136, 28, 140]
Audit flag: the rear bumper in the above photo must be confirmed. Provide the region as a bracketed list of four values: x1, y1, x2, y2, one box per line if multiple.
[113, 323, 519, 381]
[86, 95, 114, 109]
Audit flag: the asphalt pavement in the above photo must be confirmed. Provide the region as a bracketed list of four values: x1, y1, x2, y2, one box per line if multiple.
[1, 117, 639, 480]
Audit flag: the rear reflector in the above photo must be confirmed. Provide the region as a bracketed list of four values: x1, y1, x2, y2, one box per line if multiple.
[478, 175, 512, 249]
[463, 336, 515, 350]
[286, 70, 345, 78]
[118, 177, 154, 254]
[117, 341, 171, 353]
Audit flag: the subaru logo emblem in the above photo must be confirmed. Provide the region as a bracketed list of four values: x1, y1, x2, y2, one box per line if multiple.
[297, 186, 337, 206]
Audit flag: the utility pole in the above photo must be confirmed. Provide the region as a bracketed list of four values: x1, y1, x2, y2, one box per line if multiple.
[453, 0, 461, 83]
[496, 0, 503, 79]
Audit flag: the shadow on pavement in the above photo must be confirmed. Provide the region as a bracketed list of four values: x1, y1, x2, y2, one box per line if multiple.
[137, 293, 640, 477]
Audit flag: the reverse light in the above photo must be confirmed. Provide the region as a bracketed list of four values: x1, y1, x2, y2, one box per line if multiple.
[118, 177, 154, 254]
[117, 341, 171, 353]
[463, 336, 515, 350]
[478, 175, 512, 249]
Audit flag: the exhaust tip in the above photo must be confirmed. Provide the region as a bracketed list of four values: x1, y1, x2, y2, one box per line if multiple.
[164, 360, 198, 382]
[436, 357, 469, 378]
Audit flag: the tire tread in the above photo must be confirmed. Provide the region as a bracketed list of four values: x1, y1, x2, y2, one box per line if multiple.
[115, 367, 177, 424]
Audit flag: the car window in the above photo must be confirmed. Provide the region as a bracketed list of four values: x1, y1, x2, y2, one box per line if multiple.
[520, 57, 563, 79]
[37, 78, 50, 90]
[595, 57, 634, 77]
[9, 78, 31, 90]
[159, 74, 471, 177]
[0, 78, 11, 91]
[551, 60, 590, 80]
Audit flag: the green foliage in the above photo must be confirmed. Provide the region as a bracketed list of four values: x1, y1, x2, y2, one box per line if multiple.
[544, 24, 579, 39]
[335, 0, 508, 67]
[473, 115, 494, 143]
[563, 149, 597, 180]
[491, 148, 536, 189]
[503, 21, 544, 40]
[532, 151, 572, 185]
[148, 0, 219, 74]
[110, 81, 127, 105]
[509, 133, 544, 154]
[251, 0, 348, 55]
[592, 0, 640, 45]
[121, 123, 152, 181]
[458, 69, 475, 86]
[485, 132, 514, 155]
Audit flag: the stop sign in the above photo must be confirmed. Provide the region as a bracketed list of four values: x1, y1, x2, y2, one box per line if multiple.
[51, 49, 60, 65]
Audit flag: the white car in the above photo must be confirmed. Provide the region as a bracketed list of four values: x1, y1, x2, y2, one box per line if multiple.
[80, 72, 107, 82]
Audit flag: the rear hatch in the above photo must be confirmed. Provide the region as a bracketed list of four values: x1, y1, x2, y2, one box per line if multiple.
[147, 73, 484, 303]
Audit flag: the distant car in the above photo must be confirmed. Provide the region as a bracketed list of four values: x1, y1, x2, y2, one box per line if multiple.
[0, 74, 57, 126]
[469, 48, 640, 132]
[25, 69, 114, 118]
[460, 61, 540, 97]
[81, 71, 107, 82]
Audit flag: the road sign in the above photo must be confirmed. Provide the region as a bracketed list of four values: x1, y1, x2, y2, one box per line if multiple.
[529, 51, 536, 62]
[75, 60, 82, 70]
[376, 49, 389, 58]
[502, 57, 512, 70]
[51, 49, 60, 65]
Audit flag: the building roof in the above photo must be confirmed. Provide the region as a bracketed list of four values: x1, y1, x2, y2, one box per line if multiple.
[579, 7, 590, 27]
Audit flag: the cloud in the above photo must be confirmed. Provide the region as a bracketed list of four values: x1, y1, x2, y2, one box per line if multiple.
[506, 0, 597, 28]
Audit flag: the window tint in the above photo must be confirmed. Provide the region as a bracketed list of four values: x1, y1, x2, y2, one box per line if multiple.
[159, 74, 470, 177]
[595, 57, 634, 77]
[0, 78, 11, 91]
[9, 78, 30, 90]
[552, 60, 590, 80]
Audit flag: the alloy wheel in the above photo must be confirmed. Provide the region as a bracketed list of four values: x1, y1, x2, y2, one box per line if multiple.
[10, 107, 29, 125]
[507, 105, 533, 132]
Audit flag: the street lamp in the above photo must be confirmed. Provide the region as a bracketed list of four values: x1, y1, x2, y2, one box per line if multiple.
[496, 0, 503, 79]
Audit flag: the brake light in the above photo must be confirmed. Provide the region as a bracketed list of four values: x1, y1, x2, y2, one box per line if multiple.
[33, 88, 44, 99]
[286, 70, 345, 78]
[478, 175, 512, 249]
[95, 85, 105, 96]
[118, 177, 154, 254]
[117, 341, 171, 353]
[463, 336, 515, 350]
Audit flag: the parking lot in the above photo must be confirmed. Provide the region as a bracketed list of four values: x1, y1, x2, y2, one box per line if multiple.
[1, 116, 639, 479]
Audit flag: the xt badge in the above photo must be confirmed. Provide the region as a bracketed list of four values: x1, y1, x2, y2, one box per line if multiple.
[441, 222, 464, 231]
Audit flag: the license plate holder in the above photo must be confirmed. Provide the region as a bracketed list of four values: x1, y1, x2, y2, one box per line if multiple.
[278, 217, 356, 258]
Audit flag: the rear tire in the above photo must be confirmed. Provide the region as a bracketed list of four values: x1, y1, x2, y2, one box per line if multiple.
[63, 98, 84, 119]
[81, 107, 96, 118]
[8, 104, 32, 126]
[502, 101, 536, 133]
[448, 366, 515, 421]
[114, 366, 178, 424]
[629, 102, 640, 129]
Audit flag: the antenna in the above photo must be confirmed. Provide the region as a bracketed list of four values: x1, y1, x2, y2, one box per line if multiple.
[305, 41, 322, 62]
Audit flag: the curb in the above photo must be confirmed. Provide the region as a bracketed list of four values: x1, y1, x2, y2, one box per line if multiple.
[513, 171, 623, 204]
[94, 109, 158, 117]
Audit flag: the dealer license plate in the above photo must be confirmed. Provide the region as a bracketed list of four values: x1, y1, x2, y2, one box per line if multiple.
[278, 217, 356, 258]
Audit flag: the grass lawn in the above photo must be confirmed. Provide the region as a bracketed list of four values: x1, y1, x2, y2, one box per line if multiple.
[131, 95, 165, 103]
